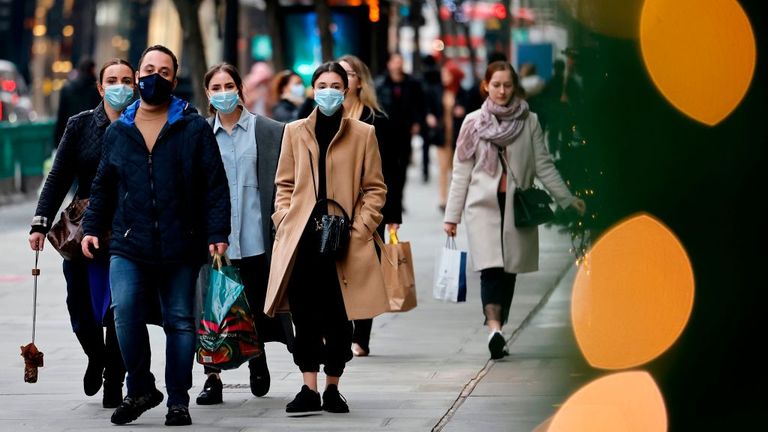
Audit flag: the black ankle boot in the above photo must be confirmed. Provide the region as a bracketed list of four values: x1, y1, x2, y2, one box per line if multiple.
[83, 356, 104, 396]
[102, 381, 123, 409]
[196, 374, 223, 405]
[249, 353, 270, 397]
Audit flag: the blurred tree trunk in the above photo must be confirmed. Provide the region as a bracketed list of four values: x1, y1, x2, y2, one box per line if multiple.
[223, 0, 238, 66]
[266, 0, 285, 71]
[172, 0, 208, 111]
[315, 0, 334, 62]
[411, 0, 424, 75]
[72, 0, 97, 66]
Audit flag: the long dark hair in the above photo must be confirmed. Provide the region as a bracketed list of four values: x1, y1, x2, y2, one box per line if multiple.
[480, 61, 524, 99]
[310, 62, 348, 89]
[204, 63, 245, 115]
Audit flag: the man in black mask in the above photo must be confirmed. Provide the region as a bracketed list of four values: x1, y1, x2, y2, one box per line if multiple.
[81, 45, 230, 427]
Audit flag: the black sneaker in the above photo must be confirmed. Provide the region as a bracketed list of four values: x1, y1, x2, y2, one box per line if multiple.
[195, 375, 223, 405]
[249, 354, 270, 397]
[285, 385, 321, 414]
[84, 357, 104, 396]
[489, 332, 508, 360]
[165, 404, 192, 426]
[110, 388, 164, 425]
[102, 382, 123, 409]
[321, 384, 349, 413]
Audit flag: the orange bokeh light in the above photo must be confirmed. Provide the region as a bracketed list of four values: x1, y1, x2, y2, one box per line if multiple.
[640, 0, 755, 126]
[549, 371, 667, 432]
[571, 214, 694, 370]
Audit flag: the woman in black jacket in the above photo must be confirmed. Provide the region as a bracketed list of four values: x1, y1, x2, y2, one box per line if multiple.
[338, 54, 403, 357]
[28, 59, 136, 408]
[270, 69, 305, 123]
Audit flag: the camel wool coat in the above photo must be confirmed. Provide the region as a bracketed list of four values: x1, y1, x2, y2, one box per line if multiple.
[444, 110, 576, 274]
[264, 109, 389, 320]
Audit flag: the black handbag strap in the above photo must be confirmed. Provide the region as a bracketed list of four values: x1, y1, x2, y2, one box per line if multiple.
[307, 148, 351, 220]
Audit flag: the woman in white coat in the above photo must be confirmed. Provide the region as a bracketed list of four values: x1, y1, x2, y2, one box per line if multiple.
[443, 61, 585, 359]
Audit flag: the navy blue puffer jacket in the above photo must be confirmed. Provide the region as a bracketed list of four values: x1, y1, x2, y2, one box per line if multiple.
[83, 97, 231, 265]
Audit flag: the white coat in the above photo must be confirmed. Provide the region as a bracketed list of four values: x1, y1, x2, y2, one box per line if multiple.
[444, 110, 576, 273]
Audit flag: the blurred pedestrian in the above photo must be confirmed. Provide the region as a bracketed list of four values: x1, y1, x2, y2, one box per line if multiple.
[338, 54, 403, 358]
[265, 62, 388, 415]
[195, 63, 291, 406]
[518, 62, 546, 123]
[270, 70, 305, 122]
[28, 58, 136, 409]
[81, 45, 231, 426]
[243, 61, 274, 116]
[55, 59, 102, 145]
[419, 55, 442, 183]
[375, 52, 425, 211]
[436, 60, 468, 212]
[540, 59, 581, 158]
[443, 61, 585, 360]
[518, 63, 545, 98]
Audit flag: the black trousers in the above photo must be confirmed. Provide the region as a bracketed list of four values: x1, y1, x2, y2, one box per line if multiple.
[288, 233, 353, 377]
[62, 259, 125, 385]
[480, 268, 517, 325]
[203, 254, 294, 374]
[479, 192, 518, 325]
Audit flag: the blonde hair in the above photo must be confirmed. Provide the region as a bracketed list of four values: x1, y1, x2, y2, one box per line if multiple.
[338, 55, 383, 117]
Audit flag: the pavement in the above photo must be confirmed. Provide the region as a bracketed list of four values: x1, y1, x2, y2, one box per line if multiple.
[0, 158, 594, 431]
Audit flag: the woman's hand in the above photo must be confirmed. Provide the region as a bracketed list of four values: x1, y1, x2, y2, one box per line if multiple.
[444, 222, 457, 237]
[571, 198, 587, 216]
[29, 232, 46, 251]
[209, 242, 228, 257]
[81, 235, 99, 259]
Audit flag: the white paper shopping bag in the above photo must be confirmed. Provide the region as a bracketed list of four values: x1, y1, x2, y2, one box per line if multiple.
[433, 237, 468, 302]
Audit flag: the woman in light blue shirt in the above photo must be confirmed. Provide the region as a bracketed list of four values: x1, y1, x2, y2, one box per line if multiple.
[196, 63, 290, 406]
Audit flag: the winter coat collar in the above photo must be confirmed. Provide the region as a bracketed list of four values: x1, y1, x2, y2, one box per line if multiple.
[119, 96, 193, 127]
[93, 102, 110, 128]
[301, 106, 352, 153]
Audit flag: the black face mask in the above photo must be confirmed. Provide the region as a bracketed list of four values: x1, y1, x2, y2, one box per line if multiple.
[138, 73, 173, 106]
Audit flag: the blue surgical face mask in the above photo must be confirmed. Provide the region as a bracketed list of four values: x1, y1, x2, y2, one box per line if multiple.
[103, 84, 134, 111]
[314, 88, 345, 116]
[209, 90, 240, 114]
[289, 83, 305, 99]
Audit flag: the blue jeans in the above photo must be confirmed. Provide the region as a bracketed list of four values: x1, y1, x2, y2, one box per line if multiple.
[109, 255, 199, 407]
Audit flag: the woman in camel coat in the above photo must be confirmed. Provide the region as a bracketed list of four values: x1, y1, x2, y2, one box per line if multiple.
[444, 61, 585, 360]
[264, 62, 388, 414]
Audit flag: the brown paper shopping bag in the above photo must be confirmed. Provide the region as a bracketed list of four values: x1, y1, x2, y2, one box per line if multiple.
[375, 231, 417, 312]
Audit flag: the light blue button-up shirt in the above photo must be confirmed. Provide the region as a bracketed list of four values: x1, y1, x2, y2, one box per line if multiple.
[213, 108, 265, 259]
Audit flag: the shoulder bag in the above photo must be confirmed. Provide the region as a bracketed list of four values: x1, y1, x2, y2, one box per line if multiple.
[500, 148, 554, 227]
[307, 149, 351, 259]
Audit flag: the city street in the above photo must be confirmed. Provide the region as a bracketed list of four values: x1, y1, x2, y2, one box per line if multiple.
[0, 164, 591, 431]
